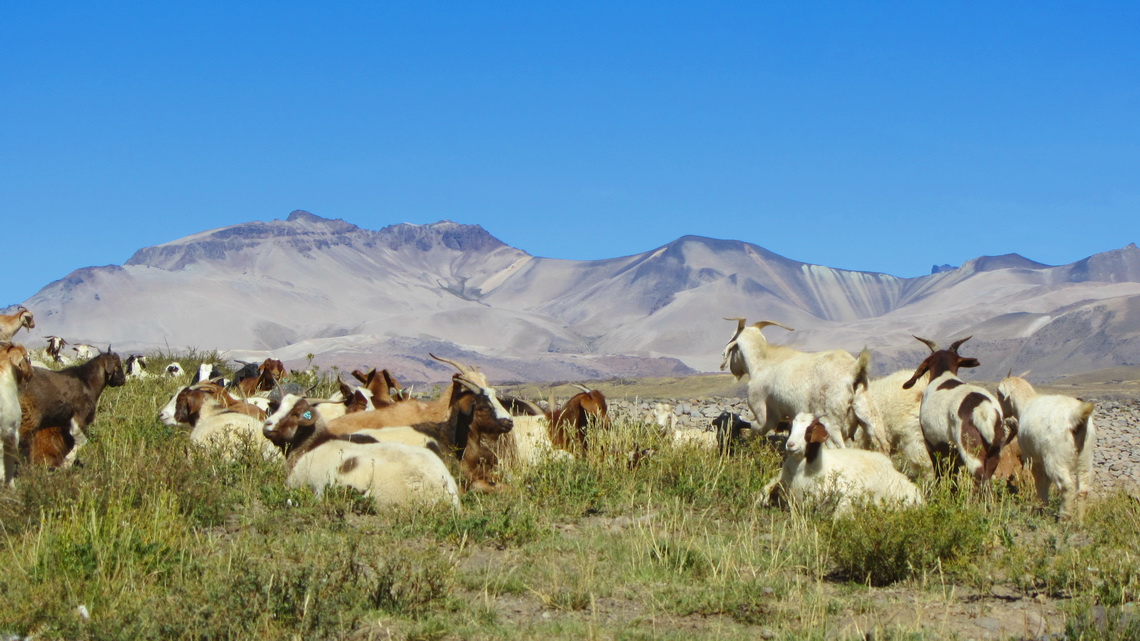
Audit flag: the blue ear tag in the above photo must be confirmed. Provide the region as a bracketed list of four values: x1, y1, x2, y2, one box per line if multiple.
[302, 411, 313, 420]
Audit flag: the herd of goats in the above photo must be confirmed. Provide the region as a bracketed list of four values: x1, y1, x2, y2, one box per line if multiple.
[0, 305, 1099, 522]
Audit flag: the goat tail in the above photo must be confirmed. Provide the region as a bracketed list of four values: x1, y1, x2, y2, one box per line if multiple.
[1071, 401, 1095, 454]
[852, 347, 873, 392]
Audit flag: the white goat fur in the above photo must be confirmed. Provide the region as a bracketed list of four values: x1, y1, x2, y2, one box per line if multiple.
[175, 389, 280, 461]
[998, 376, 1096, 521]
[264, 395, 460, 510]
[1, 343, 32, 485]
[492, 415, 572, 469]
[866, 370, 932, 475]
[768, 413, 922, 516]
[721, 319, 887, 452]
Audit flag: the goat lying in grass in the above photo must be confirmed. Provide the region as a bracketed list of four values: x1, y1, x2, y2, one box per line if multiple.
[172, 382, 280, 460]
[19, 350, 126, 467]
[764, 413, 923, 517]
[263, 394, 460, 510]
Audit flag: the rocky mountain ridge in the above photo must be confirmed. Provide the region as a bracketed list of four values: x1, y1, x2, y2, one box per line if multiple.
[14, 211, 1140, 383]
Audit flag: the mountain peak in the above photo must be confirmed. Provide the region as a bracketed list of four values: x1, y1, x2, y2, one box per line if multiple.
[962, 253, 1051, 273]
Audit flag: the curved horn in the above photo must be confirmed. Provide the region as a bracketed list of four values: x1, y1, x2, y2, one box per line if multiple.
[571, 384, 592, 394]
[912, 335, 939, 352]
[1006, 368, 1013, 379]
[949, 336, 972, 353]
[430, 352, 473, 376]
[455, 376, 483, 395]
[753, 321, 795, 332]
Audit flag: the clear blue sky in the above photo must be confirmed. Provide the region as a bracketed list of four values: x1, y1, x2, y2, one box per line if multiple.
[3, 2, 1138, 306]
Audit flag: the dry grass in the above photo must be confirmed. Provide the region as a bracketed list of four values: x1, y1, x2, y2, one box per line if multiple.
[1, 354, 1138, 640]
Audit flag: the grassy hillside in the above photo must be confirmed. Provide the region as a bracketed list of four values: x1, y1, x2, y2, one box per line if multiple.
[2, 353, 1138, 640]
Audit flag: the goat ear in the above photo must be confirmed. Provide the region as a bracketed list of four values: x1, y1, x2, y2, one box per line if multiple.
[806, 420, 829, 443]
[902, 360, 928, 389]
[958, 357, 981, 369]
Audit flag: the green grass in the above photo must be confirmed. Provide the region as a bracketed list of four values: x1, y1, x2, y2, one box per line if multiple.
[2, 352, 1139, 640]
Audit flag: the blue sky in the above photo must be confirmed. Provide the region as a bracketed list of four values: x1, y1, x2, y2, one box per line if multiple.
[3, 2, 1138, 306]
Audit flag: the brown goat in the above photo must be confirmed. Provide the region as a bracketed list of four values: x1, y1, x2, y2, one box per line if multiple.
[233, 358, 286, 397]
[0, 307, 34, 342]
[19, 351, 126, 467]
[350, 367, 408, 407]
[546, 385, 609, 455]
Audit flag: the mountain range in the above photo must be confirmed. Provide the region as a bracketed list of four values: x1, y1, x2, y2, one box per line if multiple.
[13, 210, 1140, 383]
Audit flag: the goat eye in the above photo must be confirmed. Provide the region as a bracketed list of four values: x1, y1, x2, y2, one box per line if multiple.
[302, 411, 313, 420]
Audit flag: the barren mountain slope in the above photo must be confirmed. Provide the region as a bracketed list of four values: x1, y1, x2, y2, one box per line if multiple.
[14, 210, 1140, 381]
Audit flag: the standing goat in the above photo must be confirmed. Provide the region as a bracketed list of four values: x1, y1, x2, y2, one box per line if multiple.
[998, 375, 1096, 521]
[0, 307, 34, 342]
[19, 351, 126, 467]
[720, 318, 887, 452]
[903, 336, 1011, 483]
[1, 342, 34, 484]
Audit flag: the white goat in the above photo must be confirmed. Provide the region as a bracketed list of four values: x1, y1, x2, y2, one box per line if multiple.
[72, 344, 97, 361]
[165, 361, 185, 377]
[765, 413, 923, 516]
[998, 375, 1096, 521]
[1, 342, 34, 485]
[903, 336, 1011, 482]
[125, 354, 150, 378]
[866, 370, 933, 476]
[263, 395, 460, 510]
[720, 318, 887, 452]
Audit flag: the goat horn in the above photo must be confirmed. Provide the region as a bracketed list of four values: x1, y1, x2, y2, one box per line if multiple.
[430, 353, 474, 376]
[753, 321, 795, 332]
[456, 376, 483, 394]
[949, 336, 972, 352]
[1006, 368, 1013, 379]
[912, 335, 939, 352]
[572, 384, 592, 394]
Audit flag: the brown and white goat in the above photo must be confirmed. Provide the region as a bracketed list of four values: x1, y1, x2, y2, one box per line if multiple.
[1, 342, 34, 484]
[902, 336, 1013, 483]
[327, 357, 514, 492]
[45, 336, 68, 363]
[172, 383, 280, 460]
[263, 395, 460, 510]
[19, 351, 126, 467]
[0, 307, 34, 342]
